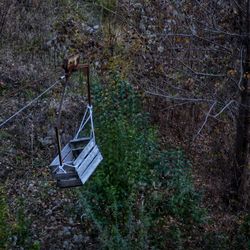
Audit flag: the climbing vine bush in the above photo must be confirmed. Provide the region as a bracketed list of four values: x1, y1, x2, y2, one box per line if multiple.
[78, 74, 206, 248]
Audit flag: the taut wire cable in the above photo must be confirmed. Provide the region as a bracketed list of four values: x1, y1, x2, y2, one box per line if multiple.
[0, 76, 65, 129]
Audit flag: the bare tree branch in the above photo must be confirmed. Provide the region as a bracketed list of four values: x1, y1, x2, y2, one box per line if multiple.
[178, 60, 226, 77]
[193, 101, 217, 141]
[212, 100, 236, 118]
[237, 46, 245, 90]
[145, 90, 215, 103]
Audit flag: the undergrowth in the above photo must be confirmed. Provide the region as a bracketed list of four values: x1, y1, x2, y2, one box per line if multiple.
[77, 73, 206, 249]
[0, 186, 40, 250]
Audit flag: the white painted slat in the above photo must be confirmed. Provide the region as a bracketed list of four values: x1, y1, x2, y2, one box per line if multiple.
[77, 146, 99, 177]
[70, 137, 90, 143]
[50, 144, 71, 166]
[62, 151, 74, 164]
[79, 153, 103, 184]
[73, 139, 96, 168]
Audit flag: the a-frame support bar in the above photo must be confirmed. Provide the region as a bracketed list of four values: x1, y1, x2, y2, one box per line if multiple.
[55, 55, 92, 167]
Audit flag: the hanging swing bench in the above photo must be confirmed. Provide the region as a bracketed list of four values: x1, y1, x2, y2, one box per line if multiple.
[49, 55, 103, 188]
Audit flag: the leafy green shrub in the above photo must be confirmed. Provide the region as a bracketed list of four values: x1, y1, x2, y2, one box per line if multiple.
[79, 75, 153, 249]
[152, 149, 205, 224]
[78, 73, 206, 249]
[148, 149, 206, 249]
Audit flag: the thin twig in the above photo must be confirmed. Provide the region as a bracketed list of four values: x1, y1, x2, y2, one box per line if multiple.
[145, 90, 215, 103]
[237, 46, 245, 90]
[193, 101, 217, 141]
[211, 100, 236, 118]
[178, 60, 226, 77]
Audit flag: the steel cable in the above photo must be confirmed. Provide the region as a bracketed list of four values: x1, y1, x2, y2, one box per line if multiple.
[0, 76, 65, 129]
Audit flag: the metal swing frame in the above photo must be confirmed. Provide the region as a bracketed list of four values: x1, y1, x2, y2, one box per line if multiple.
[50, 55, 103, 188]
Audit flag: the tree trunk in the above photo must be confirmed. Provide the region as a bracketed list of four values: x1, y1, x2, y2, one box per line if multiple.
[235, 0, 250, 209]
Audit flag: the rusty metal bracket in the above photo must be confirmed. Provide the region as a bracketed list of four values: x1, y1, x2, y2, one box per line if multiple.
[62, 54, 91, 105]
[62, 54, 80, 79]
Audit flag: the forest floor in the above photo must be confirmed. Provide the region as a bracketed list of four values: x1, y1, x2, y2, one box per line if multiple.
[0, 1, 249, 249]
[0, 46, 242, 250]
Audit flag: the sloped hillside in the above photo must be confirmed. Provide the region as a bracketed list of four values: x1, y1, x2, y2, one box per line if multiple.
[0, 1, 249, 249]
